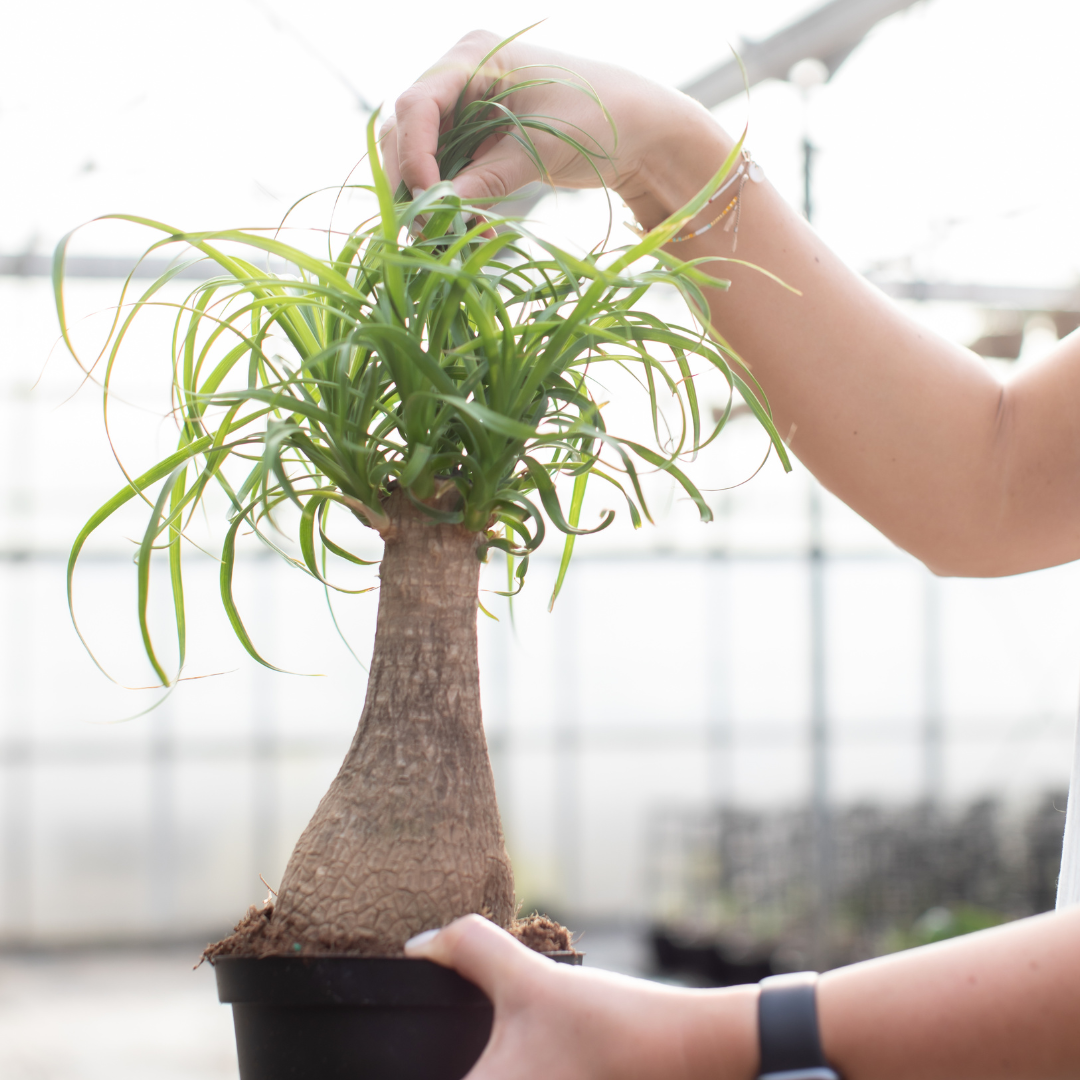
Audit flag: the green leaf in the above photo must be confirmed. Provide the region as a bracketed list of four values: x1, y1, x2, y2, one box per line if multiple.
[59, 36, 793, 694]
[549, 471, 588, 610]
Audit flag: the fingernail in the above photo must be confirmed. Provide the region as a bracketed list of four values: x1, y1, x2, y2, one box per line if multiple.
[404, 928, 440, 952]
[411, 187, 426, 201]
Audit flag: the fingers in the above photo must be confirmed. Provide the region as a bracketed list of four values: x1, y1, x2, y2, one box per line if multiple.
[391, 30, 505, 197]
[385, 123, 544, 209]
[405, 914, 543, 1000]
[392, 89, 448, 195]
[452, 138, 546, 205]
[379, 116, 403, 196]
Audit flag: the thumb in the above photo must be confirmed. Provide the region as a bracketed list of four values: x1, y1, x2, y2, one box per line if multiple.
[404, 914, 540, 999]
[451, 139, 547, 206]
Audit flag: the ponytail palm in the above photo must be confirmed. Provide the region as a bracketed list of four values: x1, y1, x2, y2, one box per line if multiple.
[56, 50, 790, 954]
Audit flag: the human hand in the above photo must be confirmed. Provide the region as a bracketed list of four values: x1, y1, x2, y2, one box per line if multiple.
[405, 914, 758, 1080]
[381, 30, 729, 230]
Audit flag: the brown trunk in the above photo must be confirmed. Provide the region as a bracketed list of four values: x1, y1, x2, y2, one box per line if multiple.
[267, 490, 515, 955]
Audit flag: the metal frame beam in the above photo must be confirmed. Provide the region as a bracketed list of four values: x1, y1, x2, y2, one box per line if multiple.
[681, 0, 924, 108]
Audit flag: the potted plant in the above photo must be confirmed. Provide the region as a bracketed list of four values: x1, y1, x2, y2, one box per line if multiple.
[54, 33, 789, 1080]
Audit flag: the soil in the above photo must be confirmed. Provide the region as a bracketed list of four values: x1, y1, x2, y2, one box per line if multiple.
[201, 904, 578, 963]
[507, 913, 576, 953]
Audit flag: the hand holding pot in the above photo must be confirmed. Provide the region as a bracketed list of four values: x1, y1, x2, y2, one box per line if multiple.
[381, 29, 728, 231]
[405, 915, 758, 1080]
[410, 909, 1080, 1080]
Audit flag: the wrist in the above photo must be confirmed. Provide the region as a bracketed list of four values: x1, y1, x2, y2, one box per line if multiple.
[616, 96, 735, 231]
[681, 983, 760, 1080]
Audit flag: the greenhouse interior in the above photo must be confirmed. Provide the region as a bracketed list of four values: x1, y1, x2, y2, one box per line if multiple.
[2, 0, 1080, 1076]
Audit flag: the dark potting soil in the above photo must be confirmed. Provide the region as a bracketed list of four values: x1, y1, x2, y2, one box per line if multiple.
[201, 903, 577, 964]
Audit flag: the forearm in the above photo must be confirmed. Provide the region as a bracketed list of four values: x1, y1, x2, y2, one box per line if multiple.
[628, 104, 1080, 576]
[817, 906, 1080, 1078]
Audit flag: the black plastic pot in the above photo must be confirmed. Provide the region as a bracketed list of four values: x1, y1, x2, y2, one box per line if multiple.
[216, 951, 582, 1080]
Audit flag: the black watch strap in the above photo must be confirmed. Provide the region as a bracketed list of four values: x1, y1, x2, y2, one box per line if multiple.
[756, 972, 841, 1080]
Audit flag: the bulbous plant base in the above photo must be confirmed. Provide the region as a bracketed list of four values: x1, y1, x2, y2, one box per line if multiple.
[203, 490, 577, 963]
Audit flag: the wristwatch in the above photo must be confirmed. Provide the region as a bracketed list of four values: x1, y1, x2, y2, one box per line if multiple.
[756, 972, 841, 1080]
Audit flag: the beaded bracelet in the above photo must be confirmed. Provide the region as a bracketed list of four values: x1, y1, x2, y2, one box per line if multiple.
[669, 150, 764, 250]
[669, 194, 740, 245]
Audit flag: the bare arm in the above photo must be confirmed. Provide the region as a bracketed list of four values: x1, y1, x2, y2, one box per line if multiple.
[385, 31, 1080, 576]
[408, 907, 1080, 1080]
[639, 112, 1080, 577]
[817, 906, 1080, 1079]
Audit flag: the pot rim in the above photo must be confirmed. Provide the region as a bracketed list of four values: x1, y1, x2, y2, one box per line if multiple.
[214, 948, 584, 1008]
[215, 955, 490, 1009]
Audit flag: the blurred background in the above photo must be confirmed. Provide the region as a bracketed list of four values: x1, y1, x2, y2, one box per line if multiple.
[3, 0, 1080, 1076]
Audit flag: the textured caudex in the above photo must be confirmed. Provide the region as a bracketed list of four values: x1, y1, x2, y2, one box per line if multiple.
[271, 490, 514, 952]
[56, 29, 791, 954]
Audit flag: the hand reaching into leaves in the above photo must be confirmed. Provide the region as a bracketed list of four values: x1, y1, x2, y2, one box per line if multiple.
[380, 29, 721, 231]
[386, 27, 1080, 581]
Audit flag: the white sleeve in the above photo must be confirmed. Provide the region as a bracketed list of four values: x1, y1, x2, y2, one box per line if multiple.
[1056, 713, 1080, 908]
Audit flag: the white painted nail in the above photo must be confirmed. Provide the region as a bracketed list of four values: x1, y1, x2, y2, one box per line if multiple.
[404, 927, 440, 952]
